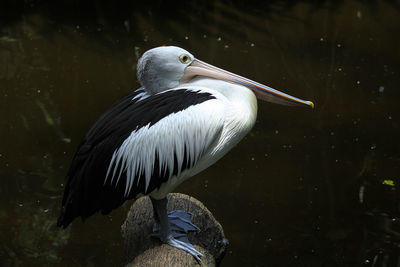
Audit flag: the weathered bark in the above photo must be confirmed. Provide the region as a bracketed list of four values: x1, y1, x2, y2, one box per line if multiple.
[121, 193, 228, 266]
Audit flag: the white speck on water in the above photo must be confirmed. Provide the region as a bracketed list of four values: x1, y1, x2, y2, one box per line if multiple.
[338, 67, 342, 71]
[320, 37, 324, 41]
[275, 130, 279, 134]
[203, 34, 207, 38]
[359, 185, 365, 203]
[250, 43, 255, 47]
[184, 36, 189, 40]
[217, 37, 222, 41]
[388, 116, 392, 120]
[251, 157, 255, 161]
[61, 138, 71, 143]
[357, 10, 362, 19]
[379, 86, 385, 93]
[124, 20, 130, 32]
[337, 43, 342, 48]
[370, 144, 377, 150]
[224, 45, 229, 49]
[356, 80, 361, 85]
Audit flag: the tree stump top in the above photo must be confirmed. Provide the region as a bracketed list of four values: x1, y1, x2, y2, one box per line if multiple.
[121, 193, 228, 267]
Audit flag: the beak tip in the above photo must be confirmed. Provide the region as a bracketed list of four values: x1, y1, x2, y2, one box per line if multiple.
[306, 101, 315, 109]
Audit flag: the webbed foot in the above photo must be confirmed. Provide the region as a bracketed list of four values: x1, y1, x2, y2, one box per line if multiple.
[152, 210, 202, 261]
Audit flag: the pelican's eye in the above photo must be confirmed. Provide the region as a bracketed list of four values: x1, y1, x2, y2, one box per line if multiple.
[179, 54, 191, 64]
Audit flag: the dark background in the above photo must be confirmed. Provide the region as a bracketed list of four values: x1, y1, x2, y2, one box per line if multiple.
[1, 0, 400, 266]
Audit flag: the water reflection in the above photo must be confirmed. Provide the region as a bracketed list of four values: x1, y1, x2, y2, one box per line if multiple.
[1, 1, 399, 266]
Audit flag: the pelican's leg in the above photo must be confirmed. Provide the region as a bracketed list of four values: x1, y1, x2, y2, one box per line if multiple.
[150, 197, 202, 261]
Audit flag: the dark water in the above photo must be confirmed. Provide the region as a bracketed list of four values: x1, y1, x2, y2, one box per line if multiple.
[1, 1, 400, 266]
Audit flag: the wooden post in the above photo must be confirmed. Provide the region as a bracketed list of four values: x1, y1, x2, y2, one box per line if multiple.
[121, 193, 228, 266]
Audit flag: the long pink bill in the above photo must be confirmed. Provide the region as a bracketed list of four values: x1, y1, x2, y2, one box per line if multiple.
[183, 58, 314, 108]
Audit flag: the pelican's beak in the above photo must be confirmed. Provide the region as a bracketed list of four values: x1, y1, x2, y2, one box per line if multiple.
[182, 58, 314, 108]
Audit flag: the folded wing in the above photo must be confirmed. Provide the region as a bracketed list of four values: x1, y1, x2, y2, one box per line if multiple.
[57, 88, 224, 228]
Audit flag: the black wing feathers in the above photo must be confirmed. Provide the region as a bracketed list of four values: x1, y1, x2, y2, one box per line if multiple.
[57, 89, 215, 228]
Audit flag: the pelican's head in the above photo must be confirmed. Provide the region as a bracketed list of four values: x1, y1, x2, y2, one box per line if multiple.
[137, 46, 314, 108]
[137, 46, 194, 94]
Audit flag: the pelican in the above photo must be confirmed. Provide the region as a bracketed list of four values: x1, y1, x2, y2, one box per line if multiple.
[57, 46, 313, 260]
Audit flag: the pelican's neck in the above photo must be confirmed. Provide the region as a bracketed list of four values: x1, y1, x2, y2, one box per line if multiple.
[174, 77, 258, 178]
[178, 77, 258, 153]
